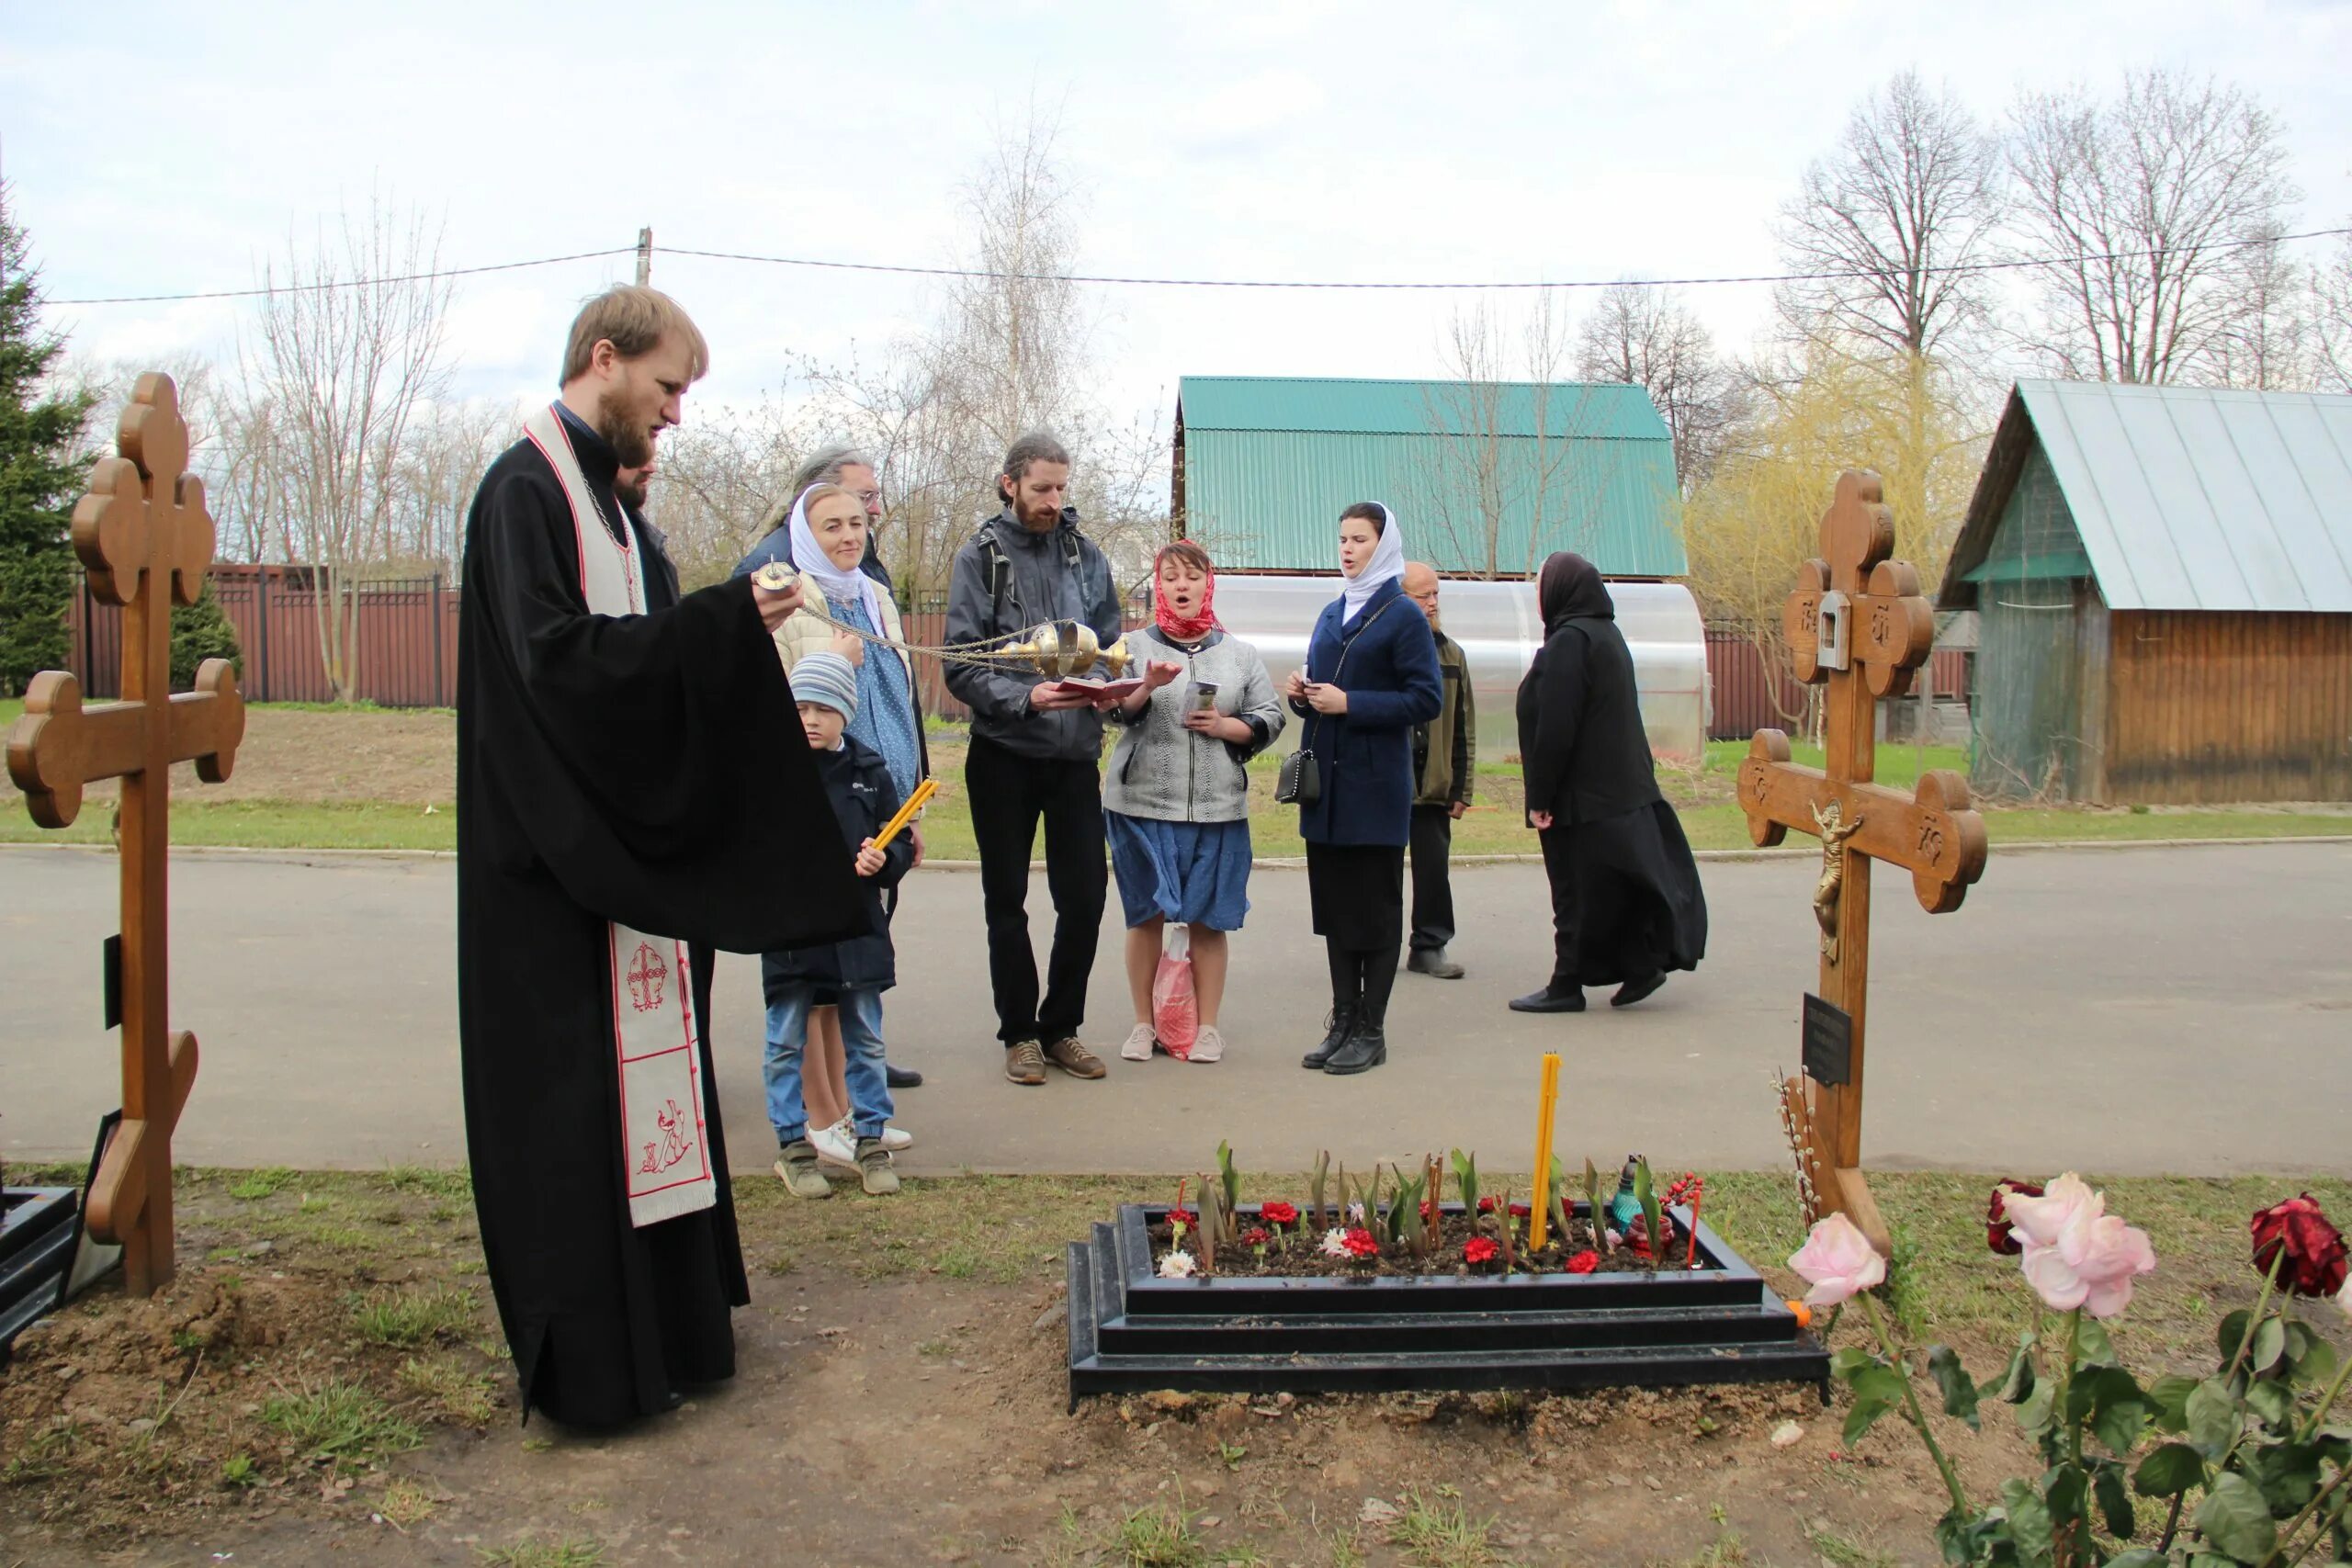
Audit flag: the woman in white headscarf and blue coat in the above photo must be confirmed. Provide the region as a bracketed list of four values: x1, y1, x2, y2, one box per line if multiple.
[1281, 502, 1443, 1076]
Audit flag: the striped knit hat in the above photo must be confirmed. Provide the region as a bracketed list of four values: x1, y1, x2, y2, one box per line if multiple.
[791, 651, 859, 723]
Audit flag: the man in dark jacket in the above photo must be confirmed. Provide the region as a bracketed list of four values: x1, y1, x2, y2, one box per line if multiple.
[1402, 563, 1475, 979]
[942, 433, 1124, 1088]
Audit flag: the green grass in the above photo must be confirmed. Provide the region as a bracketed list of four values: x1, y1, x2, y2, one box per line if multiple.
[396, 1356, 500, 1426]
[0, 797, 456, 851]
[474, 1540, 605, 1567]
[1384, 1487, 1499, 1567]
[346, 1285, 479, 1347]
[258, 1380, 424, 1466]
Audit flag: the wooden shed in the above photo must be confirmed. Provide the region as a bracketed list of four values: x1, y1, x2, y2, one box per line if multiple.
[1938, 380, 2352, 805]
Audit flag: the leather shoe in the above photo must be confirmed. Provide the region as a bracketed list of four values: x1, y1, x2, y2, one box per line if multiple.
[1407, 947, 1465, 980]
[1611, 972, 1667, 1009]
[886, 1063, 923, 1089]
[1302, 1006, 1355, 1069]
[1323, 1026, 1386, 1076]
[1509, 987, 1586, 1013]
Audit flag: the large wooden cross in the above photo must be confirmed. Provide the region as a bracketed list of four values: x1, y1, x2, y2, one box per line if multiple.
[1738, 469, 1987, 1258]
[5, 373, 244, 1295]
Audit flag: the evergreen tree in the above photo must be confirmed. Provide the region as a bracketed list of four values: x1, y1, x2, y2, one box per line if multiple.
[170, 581, 243, 691]
[0, 192, 96, 695]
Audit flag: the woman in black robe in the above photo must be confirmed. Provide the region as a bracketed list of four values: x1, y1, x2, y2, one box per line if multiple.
[1510, 552, 1707, 1013]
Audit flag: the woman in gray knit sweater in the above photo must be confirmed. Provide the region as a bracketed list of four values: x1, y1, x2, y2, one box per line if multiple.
[1102, 542, 1286, 1064]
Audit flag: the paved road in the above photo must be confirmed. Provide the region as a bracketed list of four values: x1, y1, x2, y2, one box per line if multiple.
[3, 842, 2347, 1179]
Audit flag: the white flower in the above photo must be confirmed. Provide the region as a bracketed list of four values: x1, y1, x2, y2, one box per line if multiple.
[1321, 1227, 1351, 1258]
[1347, 1201, 1365, 1223]
[1158, 1251, 1198, 1279]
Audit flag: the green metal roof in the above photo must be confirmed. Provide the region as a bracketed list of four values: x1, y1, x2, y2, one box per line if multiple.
[1176, 376, 1688, 578]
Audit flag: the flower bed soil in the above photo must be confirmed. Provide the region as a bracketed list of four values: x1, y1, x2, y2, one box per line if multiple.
[1151, 1202, 1716, 1280]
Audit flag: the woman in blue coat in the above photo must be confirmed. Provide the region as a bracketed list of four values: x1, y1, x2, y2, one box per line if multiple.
[1282, 502, 1443, 1075]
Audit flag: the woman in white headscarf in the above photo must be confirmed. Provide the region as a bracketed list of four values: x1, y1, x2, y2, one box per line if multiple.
[1278, 502, 1442, 1076]
[767, 482, 926, 1164]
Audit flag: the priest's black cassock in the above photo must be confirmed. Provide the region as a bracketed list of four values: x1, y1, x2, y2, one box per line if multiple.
[457, 402, 863, 1427]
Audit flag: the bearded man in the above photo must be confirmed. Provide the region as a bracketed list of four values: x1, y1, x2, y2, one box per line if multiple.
[455, 286, 863, 1427]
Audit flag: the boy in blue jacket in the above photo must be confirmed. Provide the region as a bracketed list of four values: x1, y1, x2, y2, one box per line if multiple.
[763, 650, 916, 1198]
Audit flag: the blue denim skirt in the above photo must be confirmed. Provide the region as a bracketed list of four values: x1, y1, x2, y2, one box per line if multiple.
[1104, 810, 1253, 931]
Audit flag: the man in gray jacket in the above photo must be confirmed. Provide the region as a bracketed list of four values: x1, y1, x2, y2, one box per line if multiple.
[944, 433, 1125, 1087]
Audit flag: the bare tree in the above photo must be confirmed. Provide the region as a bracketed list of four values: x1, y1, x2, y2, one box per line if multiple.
[1776, 70, 2008, 360]
[2318, 229, 2352, 394]
[1419, 296, 1603, 579]
[241, 195, 452, 700]
[797, 101, 1166, 615]
[1575, 282, 1743, 491]
[2206, 228, 2323, 390]
[639, 394, 813, 591]
[389, 400, 509, 577]
[2009, 69, 2299, 384]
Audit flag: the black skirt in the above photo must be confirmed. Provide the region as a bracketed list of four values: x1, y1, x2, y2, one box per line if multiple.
[1306, 841, 1407, 951]
[1540, 801, 1708, 987]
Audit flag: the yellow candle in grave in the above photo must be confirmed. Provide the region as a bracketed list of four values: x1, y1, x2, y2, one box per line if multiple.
[872, 777, 938, 852]
[1528, 1052, 1562, 1252]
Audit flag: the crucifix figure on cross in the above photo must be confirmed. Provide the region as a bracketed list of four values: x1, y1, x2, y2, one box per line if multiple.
[5, 372, 245, 1295]
[1740, 469, 1988, 1258]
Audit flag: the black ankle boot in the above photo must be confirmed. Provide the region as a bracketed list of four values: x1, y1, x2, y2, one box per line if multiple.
[1323, 1021, 1386, 1076]
[1302, 1005, 1356, 1069]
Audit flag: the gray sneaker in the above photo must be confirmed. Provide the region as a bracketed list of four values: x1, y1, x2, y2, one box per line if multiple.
[774, 1140, 831, 1200]
[1005, 1038, 1047, 1086]
[855, 1137, 899, 1196]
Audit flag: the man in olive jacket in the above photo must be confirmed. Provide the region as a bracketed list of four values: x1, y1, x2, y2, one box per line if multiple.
[1403, 563, 1475, 979]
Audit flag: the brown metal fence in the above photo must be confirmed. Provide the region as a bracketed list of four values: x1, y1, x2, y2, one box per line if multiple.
[1703, 628, 1968, 740]
[68, 563, 460, 707]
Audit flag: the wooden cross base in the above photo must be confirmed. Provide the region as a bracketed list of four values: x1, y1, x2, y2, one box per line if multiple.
[1739, 470, 1989, 1257]
[2, 373, 243, 1295]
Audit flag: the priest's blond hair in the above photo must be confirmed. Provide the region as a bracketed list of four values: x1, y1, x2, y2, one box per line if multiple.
[560, 286, 710, 385]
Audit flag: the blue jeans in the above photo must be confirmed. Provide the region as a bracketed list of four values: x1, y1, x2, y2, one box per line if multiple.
[763, 984, 895, 1144]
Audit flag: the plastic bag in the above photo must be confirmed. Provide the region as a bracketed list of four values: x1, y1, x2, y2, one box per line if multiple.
[1151, 923, 1198, 1059]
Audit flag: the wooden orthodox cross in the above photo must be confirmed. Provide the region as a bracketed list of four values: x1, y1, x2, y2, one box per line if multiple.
[1739, 469, 1987, 1258]
[5, 374, 245, 1295]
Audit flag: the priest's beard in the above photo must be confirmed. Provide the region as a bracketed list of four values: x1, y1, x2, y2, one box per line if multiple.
[593, 393, 658, 470]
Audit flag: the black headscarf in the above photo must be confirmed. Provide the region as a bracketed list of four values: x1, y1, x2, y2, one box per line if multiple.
[1537, 551, 1614, 633]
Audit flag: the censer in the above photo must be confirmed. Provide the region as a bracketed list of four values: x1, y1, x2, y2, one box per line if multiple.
[752, 559, 1133, 680]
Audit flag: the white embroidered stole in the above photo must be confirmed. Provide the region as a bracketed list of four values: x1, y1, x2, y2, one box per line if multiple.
[522, 404, 717, 1229]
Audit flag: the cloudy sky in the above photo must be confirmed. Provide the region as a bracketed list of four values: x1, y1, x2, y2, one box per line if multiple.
[8, 0, 2350, 432]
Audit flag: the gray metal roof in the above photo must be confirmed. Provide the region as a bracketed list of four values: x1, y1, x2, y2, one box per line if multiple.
[1940, 380, 2352, 613]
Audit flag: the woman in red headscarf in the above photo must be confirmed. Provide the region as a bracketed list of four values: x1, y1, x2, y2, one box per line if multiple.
[1100, 542, 1288, 1064]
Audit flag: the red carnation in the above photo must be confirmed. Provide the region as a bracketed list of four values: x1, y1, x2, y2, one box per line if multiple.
[1261, 1201, 1298, 1228]
[1987, 1179, 2044, 1256]
[1464, 1236, 1498, 1265]
[1566, 1250, 1600, 1274]
[1166, 1206, 1197, 1232]
[1509, 1201, 1532, 1217]
[1242, 1226, 1272, 1247]
[2252, 1193, 2349, 1299]
[1341, 1227, 1380, 1258]
[1477, 1196, 1498, 1213]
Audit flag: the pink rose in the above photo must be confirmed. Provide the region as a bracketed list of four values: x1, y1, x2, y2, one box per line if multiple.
[2004, 1173, 2156, 1319]
[1788, 1213, 1886, 1308]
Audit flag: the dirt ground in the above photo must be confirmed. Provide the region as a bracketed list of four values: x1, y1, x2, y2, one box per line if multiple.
[18, 1167, 2298, 1568]
[74, 706, 459, 808]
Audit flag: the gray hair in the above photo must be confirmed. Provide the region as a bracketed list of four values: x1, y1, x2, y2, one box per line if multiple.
[1001, 431, 1072, 485]
[790, 445, 875, 498]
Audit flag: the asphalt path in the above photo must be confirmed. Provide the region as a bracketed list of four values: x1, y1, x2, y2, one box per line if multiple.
[3, 841, 2346, 1179]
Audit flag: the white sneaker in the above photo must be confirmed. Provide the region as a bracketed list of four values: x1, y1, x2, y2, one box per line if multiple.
[880, 1124, 912, 1152]
[1120, 1022, 1157, 1061]
[1189, 1026, 1226, 1064]
[809, 1118, 857, 1168]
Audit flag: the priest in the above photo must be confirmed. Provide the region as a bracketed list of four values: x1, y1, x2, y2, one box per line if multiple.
[456, 286, 864, 1427]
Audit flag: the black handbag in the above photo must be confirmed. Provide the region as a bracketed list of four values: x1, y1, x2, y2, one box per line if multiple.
[1275, 748, 1320, 806]
[1276, 599, 1397, 809]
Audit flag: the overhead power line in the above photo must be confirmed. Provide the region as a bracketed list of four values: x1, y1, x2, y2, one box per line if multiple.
[46, 246, 638, 306]
[43, 226, 2352, 308]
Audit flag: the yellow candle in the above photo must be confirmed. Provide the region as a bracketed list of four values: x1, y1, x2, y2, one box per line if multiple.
[873, 777, 938, 852]
[1528, 1052, 1562, 1252]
